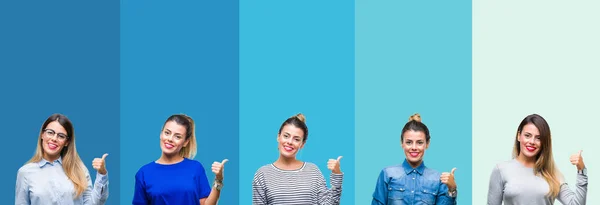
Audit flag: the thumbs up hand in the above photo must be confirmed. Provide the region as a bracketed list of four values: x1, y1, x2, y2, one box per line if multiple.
[92, 153, 108, 175]
[440, 168, 457, 190]
[212, 159, 228, 181]
[327, 156, 343, 174]
[570, 150, 585, 170]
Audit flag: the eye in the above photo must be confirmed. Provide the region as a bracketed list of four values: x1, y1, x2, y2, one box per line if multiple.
[406, 141, 412, 145]
[294, 138, 301, 142]
[175, 135, 183, 140]
[164, 131, 170, 135]
[417, 141, 424, 145]
[283, 135, 290, 139]
[58, 134, 67, 139]
[46, 130, 55, 135]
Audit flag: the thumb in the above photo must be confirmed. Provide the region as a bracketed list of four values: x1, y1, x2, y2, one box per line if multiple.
[451, 168, 457, 175]
[221, 159, 229, 165]
[101, 153, 109, 160]
[578, 150, 583, 156]
[336, 156, 343, 162]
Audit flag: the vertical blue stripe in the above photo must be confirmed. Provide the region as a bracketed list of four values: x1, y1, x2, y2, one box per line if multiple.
[239, 0, 355, 204]
[355, 1, 472, 204]
[0, 1, 120, 204]
[120, 0, 239, 204]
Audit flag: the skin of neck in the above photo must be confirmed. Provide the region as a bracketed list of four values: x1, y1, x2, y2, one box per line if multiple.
[407, 160, 422, 169]
[275, 154, 302, 170]
[516, 152, 537, 168]
[158, 152, 185, 164]
[43, 152, 61, 163]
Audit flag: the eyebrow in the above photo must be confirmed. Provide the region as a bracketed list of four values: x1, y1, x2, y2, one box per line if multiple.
[165, 129, 183, 136]
[284, 132, 301, 138]
[46, 129, 67, 135]
[524, 132, 540, 137]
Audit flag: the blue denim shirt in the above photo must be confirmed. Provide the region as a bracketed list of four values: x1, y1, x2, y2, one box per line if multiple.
[372, 160, 456, 205]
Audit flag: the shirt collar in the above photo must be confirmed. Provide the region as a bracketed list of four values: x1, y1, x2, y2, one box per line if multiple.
[402, 159, 425, 175]
[38, 156, 63, 168]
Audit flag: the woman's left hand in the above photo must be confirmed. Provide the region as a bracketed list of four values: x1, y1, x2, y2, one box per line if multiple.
[92, 153, 108, 175]
[440, 168, 457, 190]
[327, 156, 343, 174]
[212, 159, 228, 181]
[570, 150, 585, 170]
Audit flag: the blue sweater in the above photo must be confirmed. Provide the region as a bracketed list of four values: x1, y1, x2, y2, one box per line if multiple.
[133, 158, 211, 205]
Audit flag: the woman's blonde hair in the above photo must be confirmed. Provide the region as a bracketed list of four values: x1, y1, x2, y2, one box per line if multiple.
[512, 114, 561, 198]
[27, 114, 87, 198]
[164, 114, 197, 159]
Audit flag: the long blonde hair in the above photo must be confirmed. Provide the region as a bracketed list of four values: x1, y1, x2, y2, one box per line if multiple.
[27, 114, 87, 198]
[512, 114, 561, 198]
[163, 114, 197, 159]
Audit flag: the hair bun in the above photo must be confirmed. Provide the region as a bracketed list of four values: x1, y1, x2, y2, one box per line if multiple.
[409, 113, 422, 122]
[294, 113, 306, 123]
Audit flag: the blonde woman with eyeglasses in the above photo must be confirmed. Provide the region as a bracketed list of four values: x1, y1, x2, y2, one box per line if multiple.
[15, 113, 109, 205]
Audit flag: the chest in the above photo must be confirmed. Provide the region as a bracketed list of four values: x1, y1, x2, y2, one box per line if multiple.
[28, 166, 79, 204]
[263, 172, 320, 204]
[386, 173, 441, 205]
[503, 172, 551, 202]
[145, 172, 200, 198]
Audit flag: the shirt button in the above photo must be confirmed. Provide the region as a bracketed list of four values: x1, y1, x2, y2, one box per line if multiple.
[411, 191, 414, 193]
[413, 177, 415, 180]
[388, 187, 392, 190]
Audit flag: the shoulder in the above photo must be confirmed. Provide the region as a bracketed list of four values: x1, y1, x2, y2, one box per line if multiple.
[183, 158, 204, 168]
[382, 164, 403, 172]
[135, 161, 160, 176]
[137, 161, 158, 171]
[256, 164, 272, 172]
[303, 162, 319, 171]
[494, 160, 517, 171]
[255, 164, 275, 177]
[379, 164, 404, 178]
[253, 164, 274, 182]
[423, 167, 441, 177]
[17, 163, 38, 176]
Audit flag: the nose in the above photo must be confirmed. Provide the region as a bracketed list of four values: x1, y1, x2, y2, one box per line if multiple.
[47, 134, 58, 142]
[410, 143, 417, 150]
[165, 134, 174, 142]
[525, 137, 535, 144]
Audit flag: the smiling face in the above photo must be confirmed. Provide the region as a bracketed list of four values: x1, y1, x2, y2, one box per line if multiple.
[41, 121, 69, 160]
[277, 124, 305, 159]
[402, 130, 429, 167]
[159, 120, 189, 157]
[518, 123, 542, 159]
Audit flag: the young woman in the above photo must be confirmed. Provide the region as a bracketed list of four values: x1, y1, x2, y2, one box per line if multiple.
[372, 113, 458, 205]
[133, 114, 227, 205]
[487, 114, 588, 205]
[252, 113, 344, 205]
[15, 113, 109, 205]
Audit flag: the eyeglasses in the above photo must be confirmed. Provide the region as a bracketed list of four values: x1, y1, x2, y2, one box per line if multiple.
[43, 129, 69, 142]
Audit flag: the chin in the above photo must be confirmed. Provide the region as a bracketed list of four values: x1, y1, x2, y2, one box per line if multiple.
[281, 152, 297, 159]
